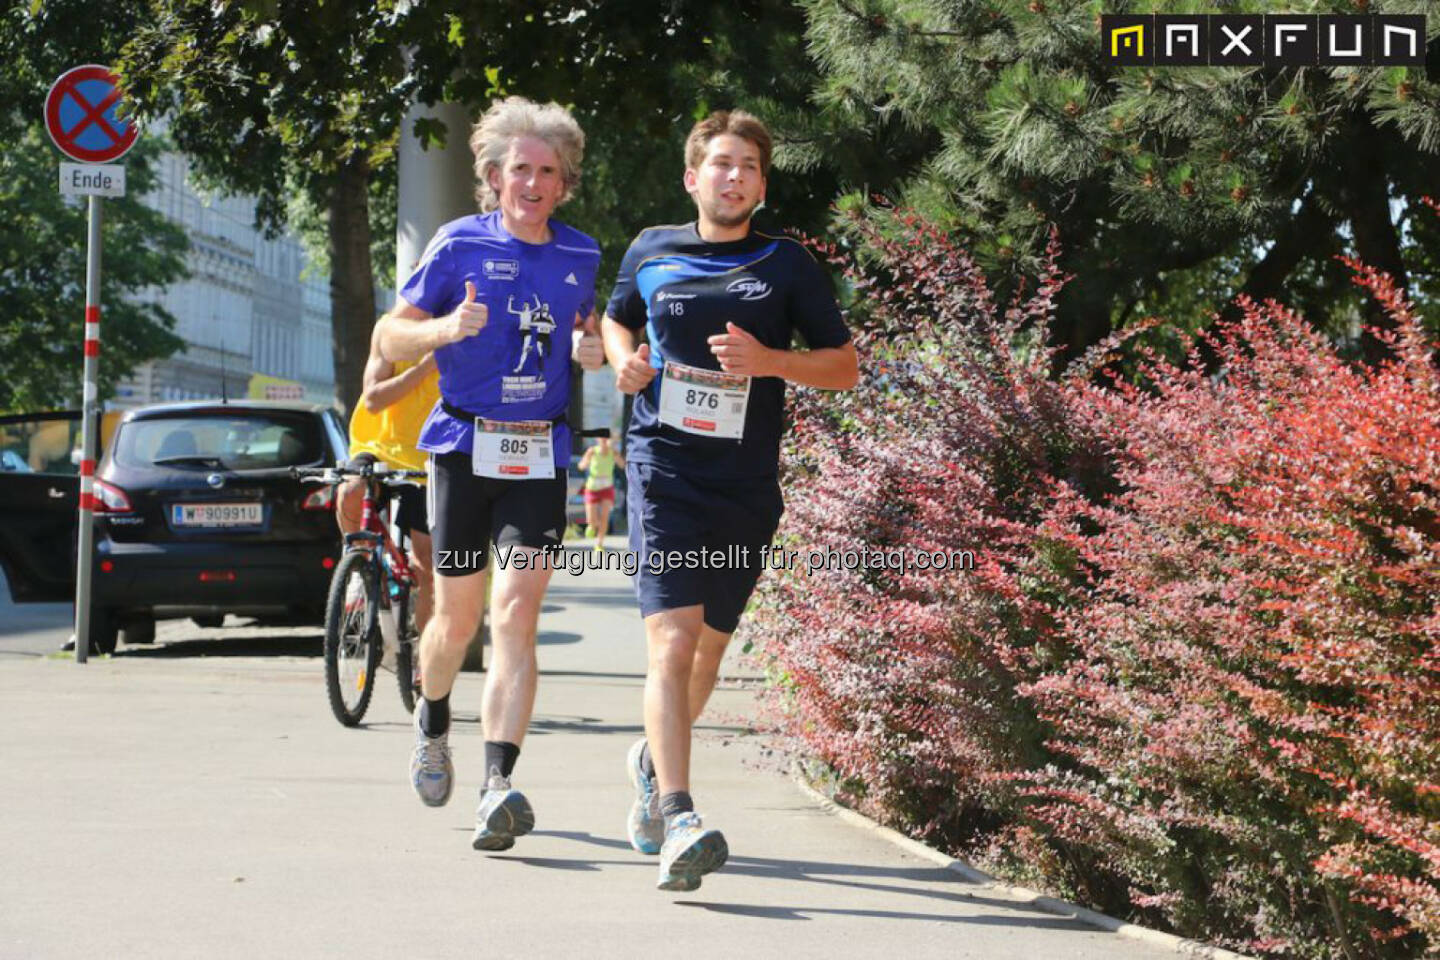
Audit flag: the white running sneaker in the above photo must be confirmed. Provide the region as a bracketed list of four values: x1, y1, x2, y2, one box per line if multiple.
[626, 738, 664, 855]
[409, 709, 453, 807]
[472, 773, 535, 851]
[656, 811, 728, 891]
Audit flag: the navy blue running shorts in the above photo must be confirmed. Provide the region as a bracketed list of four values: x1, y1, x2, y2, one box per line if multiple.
[428, 451, 565, 577]
[625, 461, 784, 634]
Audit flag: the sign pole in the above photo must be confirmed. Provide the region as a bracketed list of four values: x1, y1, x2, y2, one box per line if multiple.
[73, 195, 102, 663]
[45, 64, 136, 662]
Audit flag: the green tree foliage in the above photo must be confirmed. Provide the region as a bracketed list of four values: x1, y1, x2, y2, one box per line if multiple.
[118, 0, 451, 415]
[118, 0, 833, 412]
[0, 1, 187, 412]
[792, 0, 1440, 361]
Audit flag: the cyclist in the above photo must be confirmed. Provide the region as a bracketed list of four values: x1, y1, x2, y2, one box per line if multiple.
[338, 328, 438, 638]
[578, 432, 624, 551]
[377, 96, 604, 852]
[602, 110, 858, 890]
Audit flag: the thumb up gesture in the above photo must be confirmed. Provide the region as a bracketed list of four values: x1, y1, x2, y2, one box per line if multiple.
[440, 281, 487, 345]
[571, 310, 604, 371]
[617, 341, 657, 394]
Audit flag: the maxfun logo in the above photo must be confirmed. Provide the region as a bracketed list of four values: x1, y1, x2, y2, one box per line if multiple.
[1102, 14, 1426, 66]
[726, 278, 772, 301]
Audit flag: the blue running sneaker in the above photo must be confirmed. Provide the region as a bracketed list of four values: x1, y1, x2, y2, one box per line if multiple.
[409, 708, 453, 807]
[656, 812, 728, 891]
[472, 773, 535, 851]
[626, 738, 663, 855]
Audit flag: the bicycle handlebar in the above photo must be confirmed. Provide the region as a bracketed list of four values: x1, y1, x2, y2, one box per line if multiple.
[291, 464, 427, 486]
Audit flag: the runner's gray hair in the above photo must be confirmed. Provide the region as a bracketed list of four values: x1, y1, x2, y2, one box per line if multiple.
[470, 97, 585, 212]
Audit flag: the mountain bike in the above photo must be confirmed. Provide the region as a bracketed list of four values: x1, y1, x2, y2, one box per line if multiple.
[295, 462, 427, 725]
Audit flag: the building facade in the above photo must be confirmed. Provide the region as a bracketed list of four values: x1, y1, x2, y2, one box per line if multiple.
[115, 151, 336, 408]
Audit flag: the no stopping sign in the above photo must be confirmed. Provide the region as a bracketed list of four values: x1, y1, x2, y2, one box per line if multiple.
[44, 65, 139, 163]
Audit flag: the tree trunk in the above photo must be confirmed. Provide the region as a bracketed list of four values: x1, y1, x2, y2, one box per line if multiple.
[1342, 120, 1408, 364]
[1229, 191, 1336, 317]
[327, 156, 376, 416]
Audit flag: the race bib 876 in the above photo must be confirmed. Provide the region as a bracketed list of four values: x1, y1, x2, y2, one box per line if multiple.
[658, 361, 750, 441]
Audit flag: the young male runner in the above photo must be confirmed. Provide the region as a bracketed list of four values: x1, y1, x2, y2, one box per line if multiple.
[378, 96, 604, 851]
[601, 110, 859, 890]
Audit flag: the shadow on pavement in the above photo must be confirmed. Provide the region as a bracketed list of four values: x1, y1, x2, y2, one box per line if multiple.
[672, 901, 1091, 928]
[540, 588, 637, 608]
[524, 717, 742, 737]
[538, 669, 647, 681]
[116, 634, 324, 659]
[512, 830, 1093, 929]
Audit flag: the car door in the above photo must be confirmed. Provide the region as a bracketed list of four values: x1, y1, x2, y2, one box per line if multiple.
[0, 412, 81, 602]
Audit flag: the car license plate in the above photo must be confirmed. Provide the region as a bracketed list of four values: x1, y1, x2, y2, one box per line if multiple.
[172, 502, 263, 527]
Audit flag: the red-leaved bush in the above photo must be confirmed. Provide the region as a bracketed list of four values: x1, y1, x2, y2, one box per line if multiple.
[744, 204, 1440, 958]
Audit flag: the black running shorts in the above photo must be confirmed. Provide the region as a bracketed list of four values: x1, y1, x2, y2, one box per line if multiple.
[428, 450, 566, 576]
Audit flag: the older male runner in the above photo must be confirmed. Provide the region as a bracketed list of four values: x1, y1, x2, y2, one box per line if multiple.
[602, 110, 858, 890]
[379, 96, 604, 851]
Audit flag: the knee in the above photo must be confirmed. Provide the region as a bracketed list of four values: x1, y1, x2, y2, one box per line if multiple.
[650, 631, 699, 677]
[336, 480, 364, 529]
[694, 635, 727, 672]
[426, 608, 480, 653]
[491, 585, 542, 633]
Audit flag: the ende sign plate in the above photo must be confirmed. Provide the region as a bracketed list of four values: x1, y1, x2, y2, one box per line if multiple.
[59, 163, 125, 197]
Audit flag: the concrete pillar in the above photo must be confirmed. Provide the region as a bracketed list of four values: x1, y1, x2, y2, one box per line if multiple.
[395, 100, 476, 290]
[395, 98, 487, 671]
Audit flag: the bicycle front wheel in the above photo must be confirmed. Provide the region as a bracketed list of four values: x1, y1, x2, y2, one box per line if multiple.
[323, 550, 382, 726]
[394, 586, 421, 714]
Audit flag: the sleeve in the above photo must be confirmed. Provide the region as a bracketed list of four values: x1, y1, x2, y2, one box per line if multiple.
[398, 230, 457, 317]
[787, 243, 851, 349]
[604, 236, 649, 331]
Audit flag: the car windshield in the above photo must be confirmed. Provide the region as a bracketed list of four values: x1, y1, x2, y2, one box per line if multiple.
[114, 413, 322, 471]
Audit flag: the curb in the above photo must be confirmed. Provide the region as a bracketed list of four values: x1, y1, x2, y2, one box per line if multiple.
[792, 777, 1253, 960]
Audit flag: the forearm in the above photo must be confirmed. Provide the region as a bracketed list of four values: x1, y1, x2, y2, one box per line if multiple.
[770, 343, 859, 390]
[378, 313, 443, 365]
[362, 358, 433, 413]
[601, 317, 641, 366]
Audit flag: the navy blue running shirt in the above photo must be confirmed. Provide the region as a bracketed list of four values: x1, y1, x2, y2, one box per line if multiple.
[606, 223, 850, 479]
[399, 210, 600, 467]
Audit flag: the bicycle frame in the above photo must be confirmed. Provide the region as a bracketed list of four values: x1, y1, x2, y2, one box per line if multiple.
[343, 479, 417, 603]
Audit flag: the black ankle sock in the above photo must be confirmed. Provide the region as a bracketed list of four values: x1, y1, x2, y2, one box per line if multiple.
[659, 790, 694, 819]
[484, 740, 520, 780]
[419, 695, 450, 738]
[640, 740, 656, 780]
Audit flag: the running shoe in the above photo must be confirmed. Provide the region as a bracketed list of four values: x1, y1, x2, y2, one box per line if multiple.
[626, 738, 664, 854]
[409, 708, 454, 807]
[472, 773, 535, 851]
[656, 812, 728, 891]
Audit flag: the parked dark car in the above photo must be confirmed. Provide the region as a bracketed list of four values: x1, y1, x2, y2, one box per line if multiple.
[0, 401, 348, 653]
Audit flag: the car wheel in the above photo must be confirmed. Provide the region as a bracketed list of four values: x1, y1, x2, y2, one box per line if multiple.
[87, 608, 119, 656]
[120, 615, 156, 646]
[191, 614, 224, 629]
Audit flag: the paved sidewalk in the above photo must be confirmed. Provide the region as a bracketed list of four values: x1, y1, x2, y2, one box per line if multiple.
[0, 555, 1177, 960]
